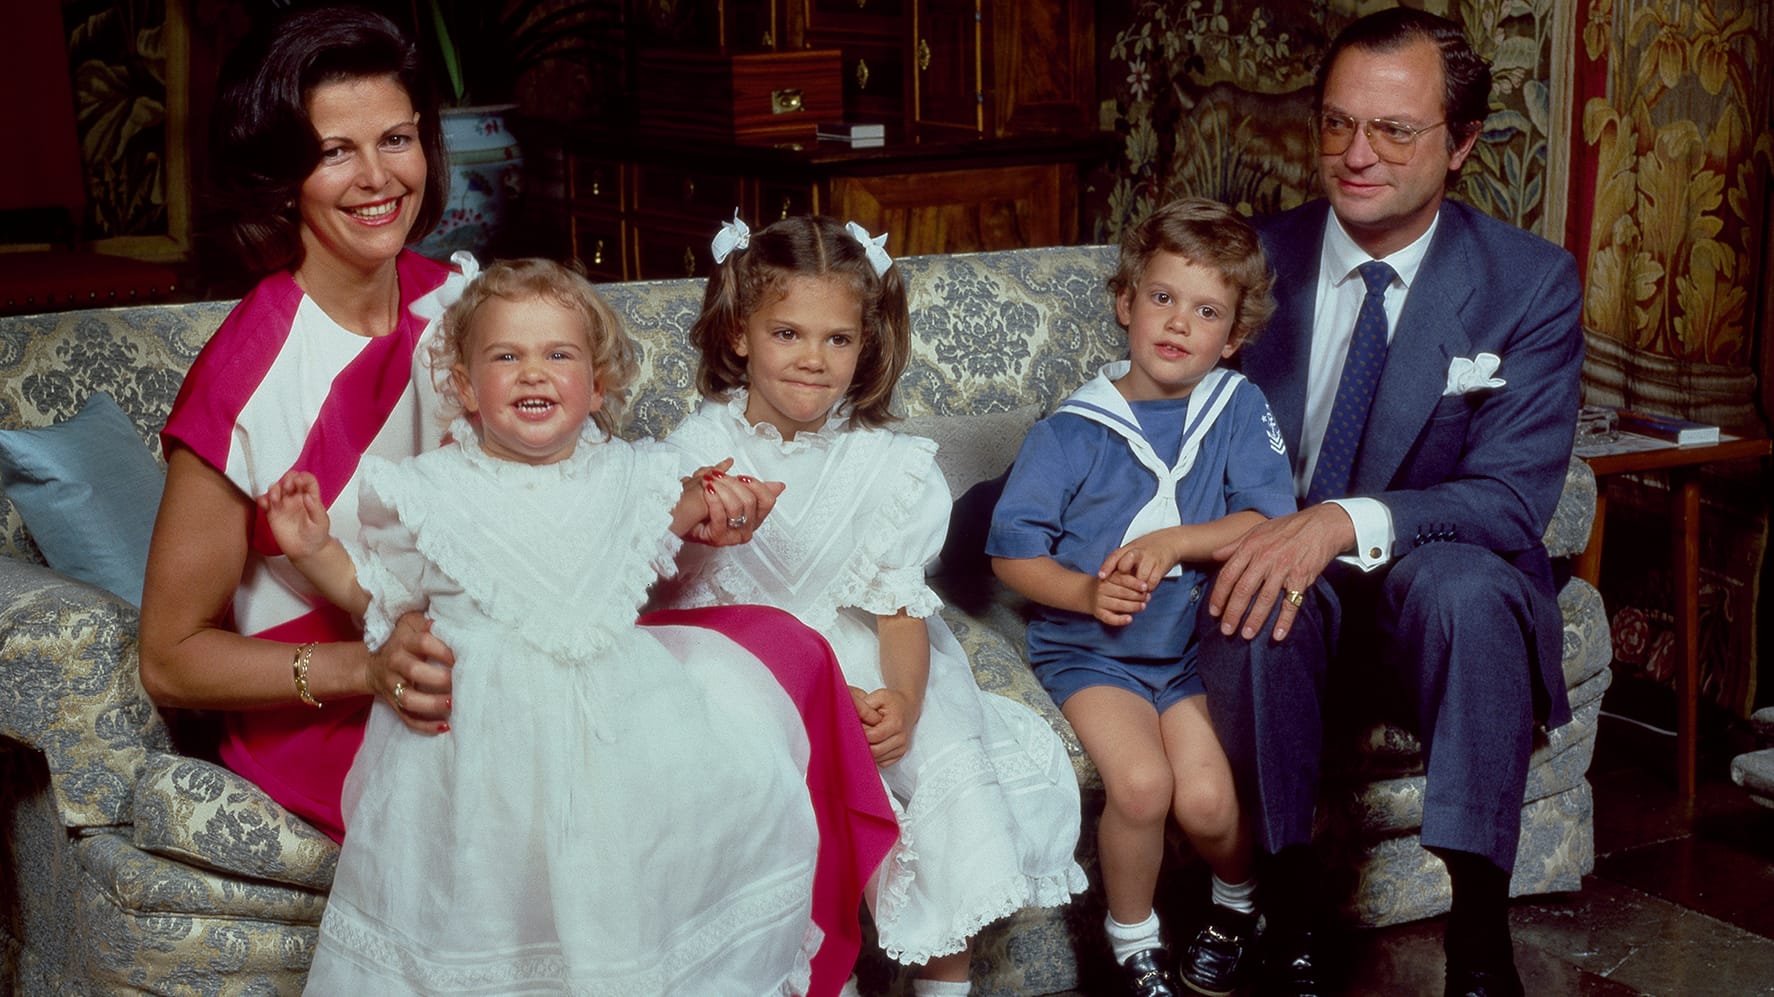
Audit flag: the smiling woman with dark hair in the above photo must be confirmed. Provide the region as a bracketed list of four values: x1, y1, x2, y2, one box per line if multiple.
[141, 4, 469, 843]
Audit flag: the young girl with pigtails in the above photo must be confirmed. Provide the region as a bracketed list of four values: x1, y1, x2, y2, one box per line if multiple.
[656, 214, 1088, 995]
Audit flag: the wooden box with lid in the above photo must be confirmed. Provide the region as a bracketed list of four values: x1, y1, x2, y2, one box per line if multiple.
[635, 48, 843, 142]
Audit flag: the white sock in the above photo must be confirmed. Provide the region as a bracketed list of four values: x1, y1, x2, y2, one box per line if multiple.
[911, 980, 971, 996]
[1105, 909, 1163, 964]
[1212, 874, 1258, 914]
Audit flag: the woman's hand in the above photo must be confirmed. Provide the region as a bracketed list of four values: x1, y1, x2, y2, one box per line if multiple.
[366, 611, 456, 733]
[689, 458, 786, 546]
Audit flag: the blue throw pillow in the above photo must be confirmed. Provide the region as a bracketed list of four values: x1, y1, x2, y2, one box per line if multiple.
[0, 392, 165, 606]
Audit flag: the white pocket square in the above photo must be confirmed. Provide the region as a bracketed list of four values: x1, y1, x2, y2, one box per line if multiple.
[1443, 353, 1506, 396]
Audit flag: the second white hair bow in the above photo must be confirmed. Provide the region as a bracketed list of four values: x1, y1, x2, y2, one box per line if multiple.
[711, 211, 750, 264]
[1443, 352, 1507, 396]
[845, 221, 893, 276]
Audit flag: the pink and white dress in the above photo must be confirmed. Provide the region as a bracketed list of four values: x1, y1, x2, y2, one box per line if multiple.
[161, 249, 466, 839]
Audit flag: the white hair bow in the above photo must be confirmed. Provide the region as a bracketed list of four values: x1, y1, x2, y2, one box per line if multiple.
[711, 211, 751, 264]
[844, 221, 893, 276]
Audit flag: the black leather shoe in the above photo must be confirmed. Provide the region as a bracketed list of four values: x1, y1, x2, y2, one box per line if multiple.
[1120, 948, 1182, 997]
[1445, 963, 1524, 997]
[1179, 904, 1259, 996]
[1260, 928, 1326, 997]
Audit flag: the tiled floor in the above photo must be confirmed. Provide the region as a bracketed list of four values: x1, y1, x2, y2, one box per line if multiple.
[1052, 676, 1774, 996]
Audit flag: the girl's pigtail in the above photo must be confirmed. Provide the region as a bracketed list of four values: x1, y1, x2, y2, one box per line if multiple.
[690, 251, 749, 399]
[847, 246, 912, 428]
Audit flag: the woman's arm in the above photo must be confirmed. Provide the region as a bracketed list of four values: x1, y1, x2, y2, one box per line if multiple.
[139, 448, 454, 729]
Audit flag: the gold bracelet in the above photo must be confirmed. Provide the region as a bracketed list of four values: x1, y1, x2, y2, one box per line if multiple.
[292, 642, 322, 708]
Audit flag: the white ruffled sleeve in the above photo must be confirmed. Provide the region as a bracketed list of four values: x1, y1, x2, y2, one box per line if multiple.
[837, 437, 949, 620]
[351, 460, 431, 651]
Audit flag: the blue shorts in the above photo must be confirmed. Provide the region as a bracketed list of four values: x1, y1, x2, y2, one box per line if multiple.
[1031, 648, 1205, 715]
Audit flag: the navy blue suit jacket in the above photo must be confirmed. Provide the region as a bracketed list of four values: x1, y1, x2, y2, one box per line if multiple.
[1245, 199, 1584, 728]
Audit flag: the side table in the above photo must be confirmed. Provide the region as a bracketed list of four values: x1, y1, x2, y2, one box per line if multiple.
[1575, 434, 1771, 802]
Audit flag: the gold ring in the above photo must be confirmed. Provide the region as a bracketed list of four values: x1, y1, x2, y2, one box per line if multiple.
[1285, 589, 1306, 608]
[392, 680, 406, 709]
[727, 515, 748, 529]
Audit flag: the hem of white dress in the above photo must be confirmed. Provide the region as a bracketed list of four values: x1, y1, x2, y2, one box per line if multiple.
[874, 862, 1090, 967]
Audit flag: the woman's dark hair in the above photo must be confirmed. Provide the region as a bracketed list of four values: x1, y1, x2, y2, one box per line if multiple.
[204, 5, 446, 280]
[690, 215, 912, 429]
[1314, 7, 1492, 167]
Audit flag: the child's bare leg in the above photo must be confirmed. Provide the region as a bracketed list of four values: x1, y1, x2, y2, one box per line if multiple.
[1159, 696, 1249, 880]
[916, 945, 970, 982]
[1161, 694, 1258, 996]
[1062, 687, 1173, 924]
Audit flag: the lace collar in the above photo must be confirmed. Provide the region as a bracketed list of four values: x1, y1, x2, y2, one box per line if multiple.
[448, 415, 612, 480]
[718, 389, 852, 452]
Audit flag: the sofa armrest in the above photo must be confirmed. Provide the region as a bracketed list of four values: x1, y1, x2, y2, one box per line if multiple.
[132, 750, 339, 890]
[1542, 456, 1597, 559]
[0, 556, 171, 828]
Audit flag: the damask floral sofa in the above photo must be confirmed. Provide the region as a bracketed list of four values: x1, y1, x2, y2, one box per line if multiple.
[0, 245, 1610, 996]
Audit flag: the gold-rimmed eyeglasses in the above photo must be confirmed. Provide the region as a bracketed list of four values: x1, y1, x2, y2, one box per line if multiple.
[1316, 111, 1448, 164]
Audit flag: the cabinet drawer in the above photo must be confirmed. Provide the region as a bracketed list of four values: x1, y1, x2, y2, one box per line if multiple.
[634, 164, 744, 221]
[568, 155, 625, 210]
[633, 221, 718, 281]
[806, 0, 905, 36]
[569, 213, 627, 281]
[837, 39, 907, 125]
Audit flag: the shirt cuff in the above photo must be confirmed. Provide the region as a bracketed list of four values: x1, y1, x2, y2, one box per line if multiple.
[1328, 497, 1393, 572]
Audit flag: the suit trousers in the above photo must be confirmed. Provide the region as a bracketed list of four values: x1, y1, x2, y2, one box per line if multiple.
[1196, 542, 1540, 872]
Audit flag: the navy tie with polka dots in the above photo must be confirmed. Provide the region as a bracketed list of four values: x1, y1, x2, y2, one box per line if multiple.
[1307, 260, 1396, 504]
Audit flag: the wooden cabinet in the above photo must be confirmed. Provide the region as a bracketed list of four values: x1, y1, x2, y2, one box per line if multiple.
[631, 0, 1094, 143]
[547, 130, 1111, 281]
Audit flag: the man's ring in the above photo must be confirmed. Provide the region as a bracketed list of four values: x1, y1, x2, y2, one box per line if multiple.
[1285, 589, 1306, 608]
[727, 515, 748, 529]
[392, 681, 406, 709]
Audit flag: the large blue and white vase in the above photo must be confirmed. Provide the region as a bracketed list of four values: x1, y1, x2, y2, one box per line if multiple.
[414, 104, 522, 260]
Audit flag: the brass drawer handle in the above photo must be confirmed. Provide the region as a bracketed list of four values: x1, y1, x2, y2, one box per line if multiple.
[780, 195, 793, 221]
[591, 239, 605, 266]
[772, 88, 804, 114]
[917, 38, 931, 72]
[683, 247, 697, 277]
[682, 177, 696, 202]
[855, 58, 870, 91]
[857, 0, 867, 8]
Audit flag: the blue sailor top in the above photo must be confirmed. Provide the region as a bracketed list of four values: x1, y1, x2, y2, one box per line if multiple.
[987, 363, 1297, 662]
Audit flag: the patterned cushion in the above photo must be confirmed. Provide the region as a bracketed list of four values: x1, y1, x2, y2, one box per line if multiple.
[0, 557, 168, 828]
[133, 752, 339, 891]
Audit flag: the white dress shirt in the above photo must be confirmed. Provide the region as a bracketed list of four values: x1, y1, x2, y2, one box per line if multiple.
[1300, 212, 1439, 570]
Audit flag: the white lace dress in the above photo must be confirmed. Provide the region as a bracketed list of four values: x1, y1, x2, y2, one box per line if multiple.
[660, 394, 1087, 966]
[303, 420, 821, 997]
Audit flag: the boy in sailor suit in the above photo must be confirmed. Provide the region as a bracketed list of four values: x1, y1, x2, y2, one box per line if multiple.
[988, 198, 1296, 997]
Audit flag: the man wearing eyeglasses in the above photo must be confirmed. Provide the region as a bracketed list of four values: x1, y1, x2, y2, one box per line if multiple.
[1195, 8, 1582, 997]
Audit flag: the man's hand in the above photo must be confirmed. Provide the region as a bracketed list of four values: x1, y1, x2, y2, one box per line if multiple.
[1207, 503, 1356, 641]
